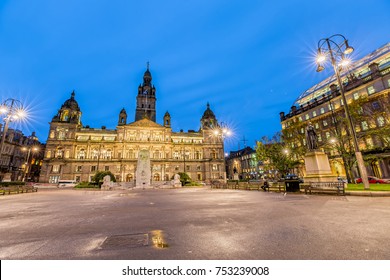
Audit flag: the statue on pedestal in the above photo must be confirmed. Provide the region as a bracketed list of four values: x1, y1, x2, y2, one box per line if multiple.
[305, 122, 318, 150]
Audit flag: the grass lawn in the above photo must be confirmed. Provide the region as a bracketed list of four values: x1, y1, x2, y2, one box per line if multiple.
[346, 183, 390, 191]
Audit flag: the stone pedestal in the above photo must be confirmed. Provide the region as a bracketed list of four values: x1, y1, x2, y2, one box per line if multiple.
[304, 150, 337, 182]
[135, 149, 151, 188]
[233, 174, 239, 181]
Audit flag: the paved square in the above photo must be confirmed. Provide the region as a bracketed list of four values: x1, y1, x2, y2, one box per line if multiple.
[0, 188, 389, 259]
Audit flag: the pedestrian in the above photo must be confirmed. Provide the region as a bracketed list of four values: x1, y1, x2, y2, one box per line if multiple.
[261, 180, 269, 191]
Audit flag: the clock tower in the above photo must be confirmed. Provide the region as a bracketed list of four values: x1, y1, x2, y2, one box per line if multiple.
[135, 63, 157, 122]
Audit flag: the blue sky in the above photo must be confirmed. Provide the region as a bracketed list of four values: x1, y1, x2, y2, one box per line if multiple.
[1, 0, 389, 152]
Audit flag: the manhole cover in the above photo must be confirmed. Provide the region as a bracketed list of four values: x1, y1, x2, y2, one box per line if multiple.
[101, 233, 149, 249]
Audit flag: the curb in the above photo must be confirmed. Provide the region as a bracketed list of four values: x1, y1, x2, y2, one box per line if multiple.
[345, 191, 390, 197]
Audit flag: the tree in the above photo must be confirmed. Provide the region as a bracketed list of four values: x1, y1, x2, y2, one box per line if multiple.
[255, 133, 301, 180]
[92, 171, 116, 186]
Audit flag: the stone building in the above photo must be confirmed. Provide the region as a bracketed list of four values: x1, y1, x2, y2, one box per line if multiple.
[280, 42, 390, 180]
[0, 129, 44, 182]
[39, 67, 226, 184]
[225, 146, 263, 180]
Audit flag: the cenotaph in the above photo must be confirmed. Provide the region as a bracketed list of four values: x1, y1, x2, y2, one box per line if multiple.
[135, 149, 151, 188]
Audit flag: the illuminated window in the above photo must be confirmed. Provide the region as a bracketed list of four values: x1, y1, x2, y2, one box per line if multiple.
[377, 116, 385, 127]
[305, 114, 309, 120]
[362, 121, 369, 131]
[52, 165, 60, 173]
[312, 111, 317, 117]
[353, 92, 359, 100]
[367, 86, 375, 95]
[318, 134, 322, 142]
[314, 123, 319, 129]
[325, 132, 330, 139]
[366, 137, 373, 149]
[77, 149, 85, 159]
[323, 120, 328, 127]
[320, 108, 325, 114]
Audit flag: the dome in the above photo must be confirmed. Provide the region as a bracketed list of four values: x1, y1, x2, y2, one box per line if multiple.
[201, 102, 216, 119]
[61, 91, 80, 111]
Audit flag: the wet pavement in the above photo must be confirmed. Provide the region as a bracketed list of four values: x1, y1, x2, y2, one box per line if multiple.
[0, 187, 389, 260]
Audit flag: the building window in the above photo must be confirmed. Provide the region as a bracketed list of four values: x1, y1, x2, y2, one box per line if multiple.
[75, 176, 81, 182]
[328, 103, 334, 110]
[76, 166, 82, 172]
[91, 166, 97, 172]
[197, 174, 202, 180]
[318, 134, 322, 142]
[314, 123, 319, 129]
[197, 165, 201, 171]
[298, 116, 302, 121]
[320, 108, 325, 114]
[377, 116, 385, 127]
[300, 128, 304, 134]
[340, 99, 344, 106]
[305, 114, 309, 120]
[387, 78, 390, 88]
[372, 101, 381, 110]
[323, 120, 328, 127]
[353, 92, 359, 100]
[367, 86, 375, 95]
[212, 164, 218, 171]
[52, 165, 60, 173]
[186, 165, 190, 171]
[325, 132, 330, 139]
[366, 137, 374, 149]
[77, 149, 85, 159]
[55, 148, 63, 159]
[362, 121, 369, 131]
[104, 166, 109, 171]
[49, 176, 60, 184]
[312, 111, 317, 117]
[173, 151, 179, 159]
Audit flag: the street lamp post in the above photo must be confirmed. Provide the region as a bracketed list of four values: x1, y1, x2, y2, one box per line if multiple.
[0, 98, 27, 174]
[315, 34, 370, 190]
[22, 146, 39, 182]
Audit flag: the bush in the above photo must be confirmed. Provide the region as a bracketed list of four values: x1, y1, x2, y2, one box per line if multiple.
[74, 182, 99, 189]
[177, 172, 191, 186]
[0, 181, 26, 186]
[91, 171, 116, 187]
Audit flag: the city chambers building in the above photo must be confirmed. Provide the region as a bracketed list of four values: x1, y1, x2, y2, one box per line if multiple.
[39, 67, 226, 184]
[280, 42, 390, 180]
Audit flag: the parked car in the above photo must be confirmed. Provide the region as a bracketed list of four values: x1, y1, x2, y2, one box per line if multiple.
[356, 176, 390, 184]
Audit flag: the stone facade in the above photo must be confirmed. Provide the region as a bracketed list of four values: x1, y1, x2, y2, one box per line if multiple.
[40, 68, 226, 184]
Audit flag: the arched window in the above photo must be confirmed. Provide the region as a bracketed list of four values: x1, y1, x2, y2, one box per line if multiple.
[91, 149, 99, 159]
[153, 173, 160, 181]
[77, 149, 86, 159]
[56, 147, 63, 159]
[126, 174, 133, 182]
[153, 150, 160, 159]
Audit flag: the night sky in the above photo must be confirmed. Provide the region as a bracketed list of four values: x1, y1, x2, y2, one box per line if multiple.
[1, 0, 389, 152]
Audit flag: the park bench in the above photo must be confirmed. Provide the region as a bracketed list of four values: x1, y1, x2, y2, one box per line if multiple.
[267, 182, 286, 192]
[304, 182, 345, 195]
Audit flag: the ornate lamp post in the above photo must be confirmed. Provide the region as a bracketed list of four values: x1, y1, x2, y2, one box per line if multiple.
[22, 146, 39, 182]
[315, 34, 370, 190]
[0, 98, 27, 172]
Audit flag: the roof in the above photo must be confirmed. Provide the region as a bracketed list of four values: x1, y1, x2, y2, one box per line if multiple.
[126, 117, 164, 128]
[294, 42, 390, 106]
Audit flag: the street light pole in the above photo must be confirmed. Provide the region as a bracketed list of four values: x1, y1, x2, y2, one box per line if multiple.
[316, 34, 370, 190]
[0, 98, 27, 174]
